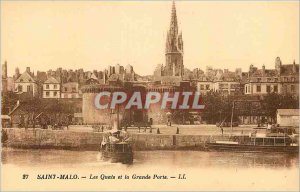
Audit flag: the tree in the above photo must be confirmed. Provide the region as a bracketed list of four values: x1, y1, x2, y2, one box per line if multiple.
[201, 92, 234, 124]
[262, 93, 299, 122]
[1, 91, 18, 114]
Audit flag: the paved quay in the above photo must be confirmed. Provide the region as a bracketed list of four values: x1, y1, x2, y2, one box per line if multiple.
[6, 124, 299, 136]
[3, 125, 298, 151]
[66, 124, 270, 136]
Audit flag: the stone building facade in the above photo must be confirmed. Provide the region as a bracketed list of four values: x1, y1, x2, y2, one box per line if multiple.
[61, 82, 82, 99]
[196, 68, 243, 95]
[81, 84, 127, 125]
[244, 57, 299, 97]
[81, 79, 195, 125]
[14, 67, 38, 97]
[42, 77, 60, 98]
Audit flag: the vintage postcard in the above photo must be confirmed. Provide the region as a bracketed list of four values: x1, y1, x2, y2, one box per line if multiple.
[0, 0, 299, 191]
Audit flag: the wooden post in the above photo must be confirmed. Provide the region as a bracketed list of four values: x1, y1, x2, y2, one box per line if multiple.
[230, 101, 235, 136]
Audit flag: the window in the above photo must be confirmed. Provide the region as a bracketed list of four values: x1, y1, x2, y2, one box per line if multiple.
[291, 77, 296, 82]
[46, 92, 50, 97]
[20, 79, 23, 82]
[274, 85, 278, 92]
[200, 85, 204, 90]
[46, 85, 49, 89]
[64, 87, 68, 92]
[266, 85, 271, 93]
[72, 87, 76, 92]
[54, 91, 57, 96]
[54, 85, 57, 89]
[18, 85, 23, 92]
[27, 85, 31, 92]
[291, 85, 295, 92]
[257, 78, 261, 82]
[206, 85, 210, 90]
[245, 86, 248, 93]
[230, 84, 237, 89]
[256, 85, 261, 92]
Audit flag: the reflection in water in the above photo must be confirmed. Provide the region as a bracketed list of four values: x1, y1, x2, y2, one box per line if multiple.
[1, 148, 298, 169]
[134, 151, 299, 169]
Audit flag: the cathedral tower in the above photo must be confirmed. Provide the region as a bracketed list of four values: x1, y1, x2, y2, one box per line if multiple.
[164, 0, 184, 76]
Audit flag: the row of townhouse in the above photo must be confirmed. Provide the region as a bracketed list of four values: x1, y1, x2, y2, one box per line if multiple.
[245, 57, 298, 96]
[3, 57, 298, 98]
[196, 69, 244, 95]
[42, 78, 82, 99]
[196, 57, 299, 97]
[2, 63, 136, 99]
[12, 67, 82, 99]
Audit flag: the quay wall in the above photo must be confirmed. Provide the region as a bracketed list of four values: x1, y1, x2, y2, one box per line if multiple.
[3, 128, 246, 151]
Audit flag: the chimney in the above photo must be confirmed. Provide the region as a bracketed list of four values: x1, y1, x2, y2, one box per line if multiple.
[103, 73, 106, 84]
[2, 60, 7, 79]
[262, 65, 265, 75]
[26, 67, 30, 73]
[275, 57, 282, 74]
[235, 68, 242, 78]
[293, 60, 297, 73]
[14, 67, 20, 80]
[249, 64, 254, 73]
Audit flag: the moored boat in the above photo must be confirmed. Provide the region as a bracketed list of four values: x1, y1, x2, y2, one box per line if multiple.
[206, 130, 299, 153]
[100, 129, 133, 164]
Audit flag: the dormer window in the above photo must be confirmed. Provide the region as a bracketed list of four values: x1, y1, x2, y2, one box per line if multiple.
[29, 79, 32, 82]
[20, 79, 23, 82]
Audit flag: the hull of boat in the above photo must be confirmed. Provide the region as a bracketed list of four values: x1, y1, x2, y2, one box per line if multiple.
[206, 143, 299, 153]
[101, 150, 133, 164]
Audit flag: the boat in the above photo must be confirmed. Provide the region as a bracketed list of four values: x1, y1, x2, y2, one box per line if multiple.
[208, 100, 299, 153]
[206, 131, 299, 153]
[100, 129, 133, 164]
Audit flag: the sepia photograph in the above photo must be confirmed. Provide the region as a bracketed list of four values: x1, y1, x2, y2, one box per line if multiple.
[0, 0, 299, 191]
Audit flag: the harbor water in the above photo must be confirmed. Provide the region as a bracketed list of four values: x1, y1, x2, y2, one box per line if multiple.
[1, 148, 299, 191]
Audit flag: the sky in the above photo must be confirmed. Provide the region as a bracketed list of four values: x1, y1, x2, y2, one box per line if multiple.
[1, 1, 299, 76]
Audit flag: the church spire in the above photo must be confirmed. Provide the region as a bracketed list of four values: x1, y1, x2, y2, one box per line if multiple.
[166, 0, 181, 53]
[169, 0, 178, 37]
[164, 0, 184, 77]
